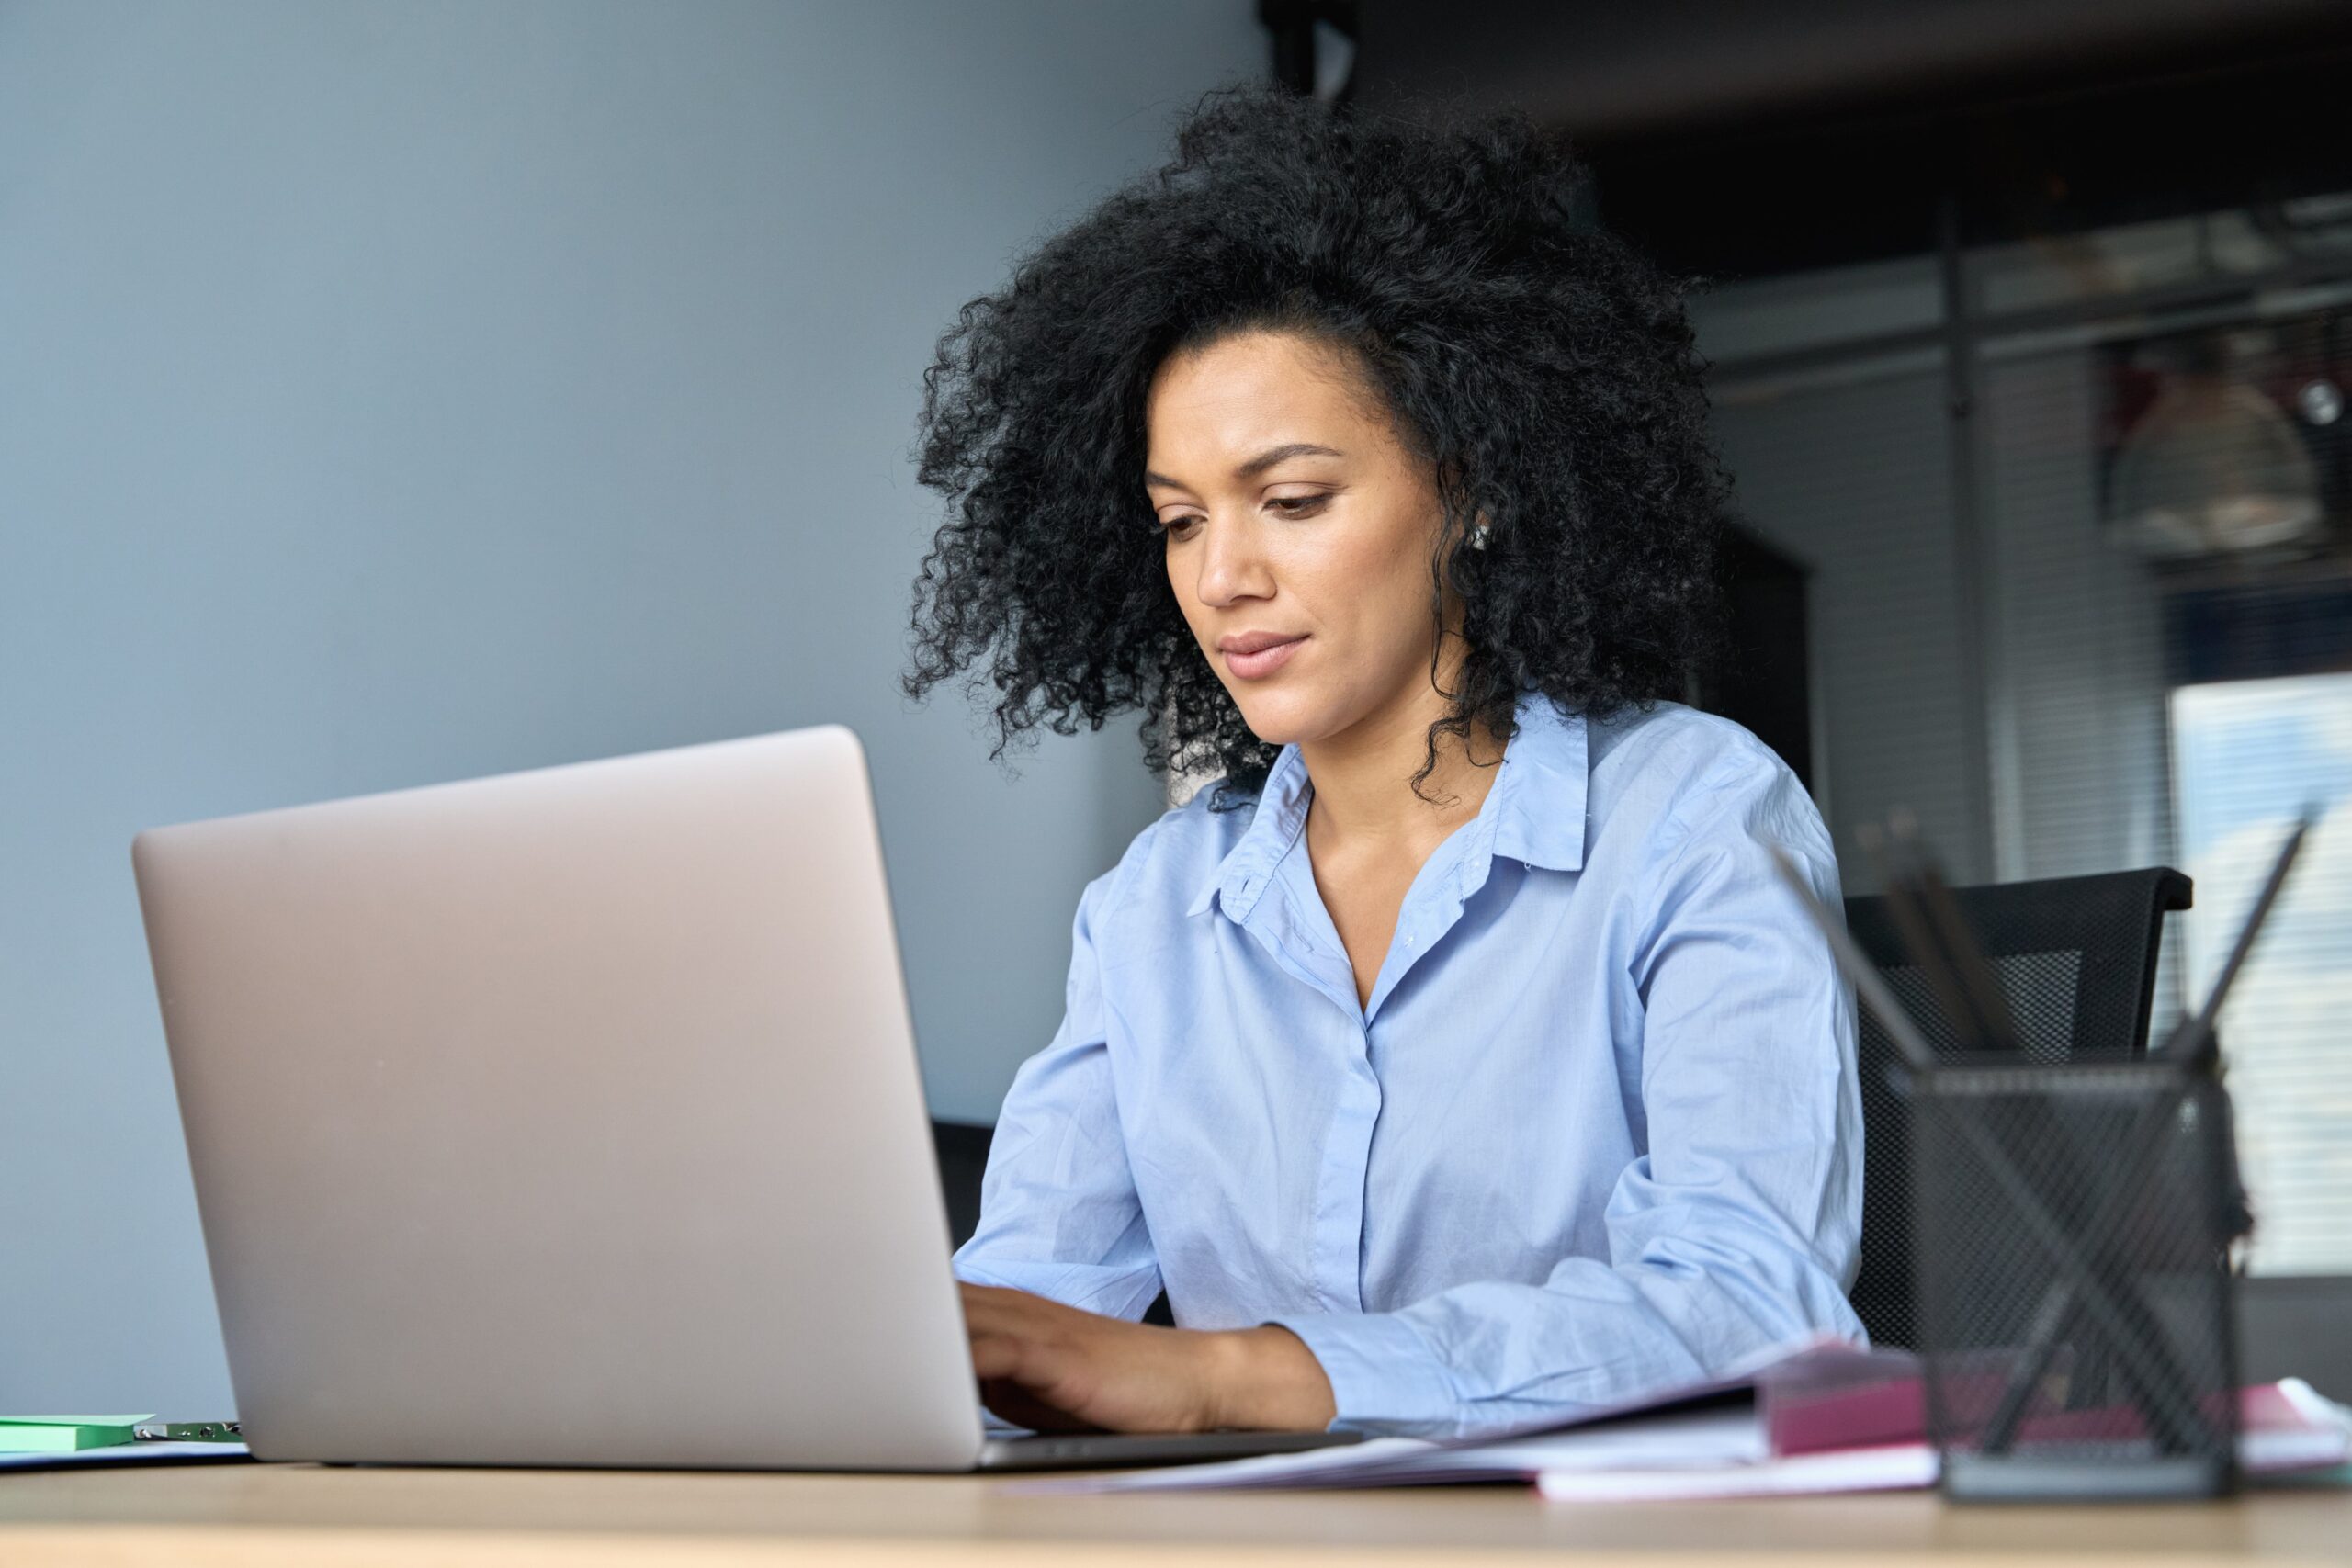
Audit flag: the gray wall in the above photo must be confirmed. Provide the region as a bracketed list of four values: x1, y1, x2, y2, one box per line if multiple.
[0, 0, 1258, 1413]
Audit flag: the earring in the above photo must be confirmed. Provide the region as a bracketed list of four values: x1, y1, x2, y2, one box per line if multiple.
[1468, 522, 1491, 551]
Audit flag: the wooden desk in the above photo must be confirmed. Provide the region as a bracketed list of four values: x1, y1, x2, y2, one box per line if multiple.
[3, 1461, 2348, 1566]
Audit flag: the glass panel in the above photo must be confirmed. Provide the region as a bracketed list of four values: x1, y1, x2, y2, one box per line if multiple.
[2168, 672, 2352, 1277]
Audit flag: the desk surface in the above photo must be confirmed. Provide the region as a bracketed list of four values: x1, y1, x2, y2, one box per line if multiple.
[3, 1461, 2349, 1566]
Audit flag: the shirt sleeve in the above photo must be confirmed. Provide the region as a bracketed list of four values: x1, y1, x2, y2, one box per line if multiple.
[1266, 752, 1868, 1440]
[949, 865, 1165, 1323]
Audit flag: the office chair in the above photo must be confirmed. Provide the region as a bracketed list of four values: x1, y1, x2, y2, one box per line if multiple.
[1840, 865, 2195, 1349]
[932, 1120, 995, 1254]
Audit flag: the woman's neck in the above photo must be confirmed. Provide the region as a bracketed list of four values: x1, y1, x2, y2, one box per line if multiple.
[1295, 686, 1508, 860]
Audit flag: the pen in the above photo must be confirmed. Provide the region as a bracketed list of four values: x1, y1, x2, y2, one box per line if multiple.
[2153, 806, 2313, 1069]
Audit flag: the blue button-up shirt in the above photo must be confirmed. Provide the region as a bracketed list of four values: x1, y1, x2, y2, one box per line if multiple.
[952, 689, 1866, 1440]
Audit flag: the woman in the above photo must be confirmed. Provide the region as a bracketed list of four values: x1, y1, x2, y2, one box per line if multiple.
[902, 83, 1864, 1443]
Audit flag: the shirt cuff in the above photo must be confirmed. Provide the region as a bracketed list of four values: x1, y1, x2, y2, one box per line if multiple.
[1264, 1310, 1460, 1437]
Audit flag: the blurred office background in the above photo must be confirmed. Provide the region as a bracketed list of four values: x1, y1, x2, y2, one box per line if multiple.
[5, 1, 2347, 1414]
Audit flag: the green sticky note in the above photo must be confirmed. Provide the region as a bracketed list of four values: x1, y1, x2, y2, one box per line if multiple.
[0, 1416, 154, 1453]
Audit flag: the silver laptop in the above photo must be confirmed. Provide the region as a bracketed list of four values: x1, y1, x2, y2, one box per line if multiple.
[131, 723, 1359, 1472]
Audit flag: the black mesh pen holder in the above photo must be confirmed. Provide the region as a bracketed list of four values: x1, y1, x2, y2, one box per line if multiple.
[1906, 1056, 2242, 1502]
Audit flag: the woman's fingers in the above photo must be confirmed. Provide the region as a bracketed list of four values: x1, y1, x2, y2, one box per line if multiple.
[967, 1293, 1100, 1434]
[966, 1330, 1033, 1382]
[966, 1297, 1095, 1427]
[956, 1288, 1014, 1332]
[961, 1280, 1204, 1435]
[978, 1377, 1101, 1434]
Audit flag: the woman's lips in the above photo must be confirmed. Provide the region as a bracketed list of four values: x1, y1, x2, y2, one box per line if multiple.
[1223, 635, 1306, 680]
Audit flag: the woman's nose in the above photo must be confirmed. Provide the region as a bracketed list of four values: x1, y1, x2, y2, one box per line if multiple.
[1194, 514, 1272, 606]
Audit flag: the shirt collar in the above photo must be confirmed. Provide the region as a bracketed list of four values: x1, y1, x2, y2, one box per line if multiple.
[1184, 737, 1315, 923]
[1488, 689, 1590, 874]
[1186, 688, 1589, 924]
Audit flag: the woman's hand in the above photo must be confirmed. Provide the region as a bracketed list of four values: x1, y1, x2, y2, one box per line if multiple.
[958, 1281, 1338, 1434]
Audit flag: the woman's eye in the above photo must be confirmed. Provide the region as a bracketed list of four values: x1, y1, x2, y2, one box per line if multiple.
[1158, 495, 1328, 536]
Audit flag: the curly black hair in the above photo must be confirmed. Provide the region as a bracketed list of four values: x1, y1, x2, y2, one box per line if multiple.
[902, 79, 1732, 810]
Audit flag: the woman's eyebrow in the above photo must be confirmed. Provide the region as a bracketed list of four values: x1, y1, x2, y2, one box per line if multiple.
[1143, 442, 1345, 490]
